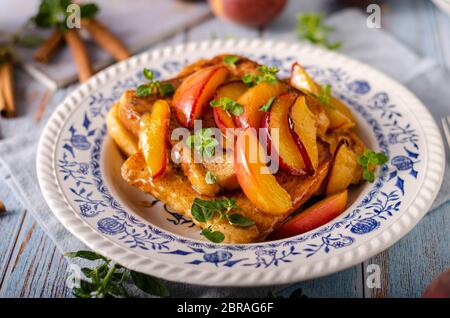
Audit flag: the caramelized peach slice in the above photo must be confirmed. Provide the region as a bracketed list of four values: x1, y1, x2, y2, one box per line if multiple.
[261, 92, 313, 176]
[271, 190, 348, 239]
[290, 62, 320, 96]
[106, 103, 138, 157]
[326, 97, 356, 129]
[325, 140, 359, 195]
[212, 81, 248, 134]
[289, 96, 319, 171]
[290, 62, 355, 130]
[234, 81, 287, 129]
[234, 128, 292, 215]
[304, 96, 330, 136]
[173, 66, 228, 128]
[139, 100, 171, 178]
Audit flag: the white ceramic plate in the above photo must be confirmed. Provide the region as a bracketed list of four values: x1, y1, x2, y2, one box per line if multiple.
[432, 0, 450, 16]
[37, 39, 445, 286]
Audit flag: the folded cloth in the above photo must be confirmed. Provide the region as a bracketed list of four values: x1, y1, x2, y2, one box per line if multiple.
[0, 8, 448, 297]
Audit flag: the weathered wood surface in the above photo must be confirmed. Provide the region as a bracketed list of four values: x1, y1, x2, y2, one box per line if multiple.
[0, 0, 449, 297]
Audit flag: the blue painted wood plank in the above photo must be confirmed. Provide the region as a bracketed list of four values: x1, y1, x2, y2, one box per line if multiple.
[0, 178, 27, 286]
[0, 212, 72, 298]
[363, 202, 450, 298]
[280, 266, 364, 298]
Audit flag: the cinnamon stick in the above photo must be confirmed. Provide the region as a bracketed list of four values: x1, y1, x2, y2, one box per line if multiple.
[34, 89, 52, 122]
[82, 18, 130, 61]
[33, 30, 63, 63]
[63, 29, 93, 82]
[0, 200, 5, 214]
[0, 80, 6, 116]
[0, 61, 16, 117]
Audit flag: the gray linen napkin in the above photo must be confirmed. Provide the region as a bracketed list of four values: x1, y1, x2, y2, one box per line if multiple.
[0, 8, 449, 297]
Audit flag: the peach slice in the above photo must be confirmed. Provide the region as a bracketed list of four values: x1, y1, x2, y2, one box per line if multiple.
[325, 140, 359, 195]
[173, 65, 228, 128]
[234, 127, 292, 215]
[290, 62, 320, 96]
[234, 81, 287, 129]
[139, 100, 171, 178]
[261, 92, 313, 176]
[212, 81, 248, 134]
[271, 190, 348, 239]
[289, 95, 319, 171]
[327, 96, 356, 129]
[106, 103, 138, 157]
[290, 62, 355, 130]
[304, 95, 330, 136]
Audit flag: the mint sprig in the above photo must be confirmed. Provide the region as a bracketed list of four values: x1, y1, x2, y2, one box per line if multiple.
[308, 83, 336, 109]
[296, 12, 341, 50]
[32, 0, 99, 31]
[191, 198, 255, 243]
[136, 68, 175, 97]
[357, 149, 388, 182]
[186, 128, 219, 158]
[242, 65, 279, 87]
[66, 250, 170, 298]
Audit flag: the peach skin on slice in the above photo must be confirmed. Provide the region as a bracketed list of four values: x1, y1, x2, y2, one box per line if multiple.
[289, 95, 319, 171]
[139, 99, 171, 178]
[261, 92, 313, 176]
[234, 81, 287, 129]
[234, 127, 293, 215]
[212, 81, 248, 134]
[173, 65, 228, 128]
[271, 190, 348, 239]
[290, 62, 320, 96]
[325, 140, 359, 195]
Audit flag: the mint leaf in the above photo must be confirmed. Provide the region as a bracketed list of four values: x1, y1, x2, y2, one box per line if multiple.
[242, 74, 255, 86]
[143, 68, 154, 81]
[80, 3, 99, 19]
[228, 214, 255, 227]
[136, 84, 151, 97]
[159, 83, 175, 97]
[201, 228, 225, 243]
[259, 97, 276, 112]
[223, 55, 240, 66]
[66, 250, 108, 261]
[210, 97, 243, 116]
[191, 198, 218, 222]
[363, 169, 375, 183]
[130, 271, 170, 297]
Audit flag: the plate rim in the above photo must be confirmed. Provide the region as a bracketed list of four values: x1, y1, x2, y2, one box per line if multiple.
[36, 38, 445, 286]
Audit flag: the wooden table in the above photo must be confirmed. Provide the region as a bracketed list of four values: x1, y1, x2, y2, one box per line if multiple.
[0, 0, 449, 297]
